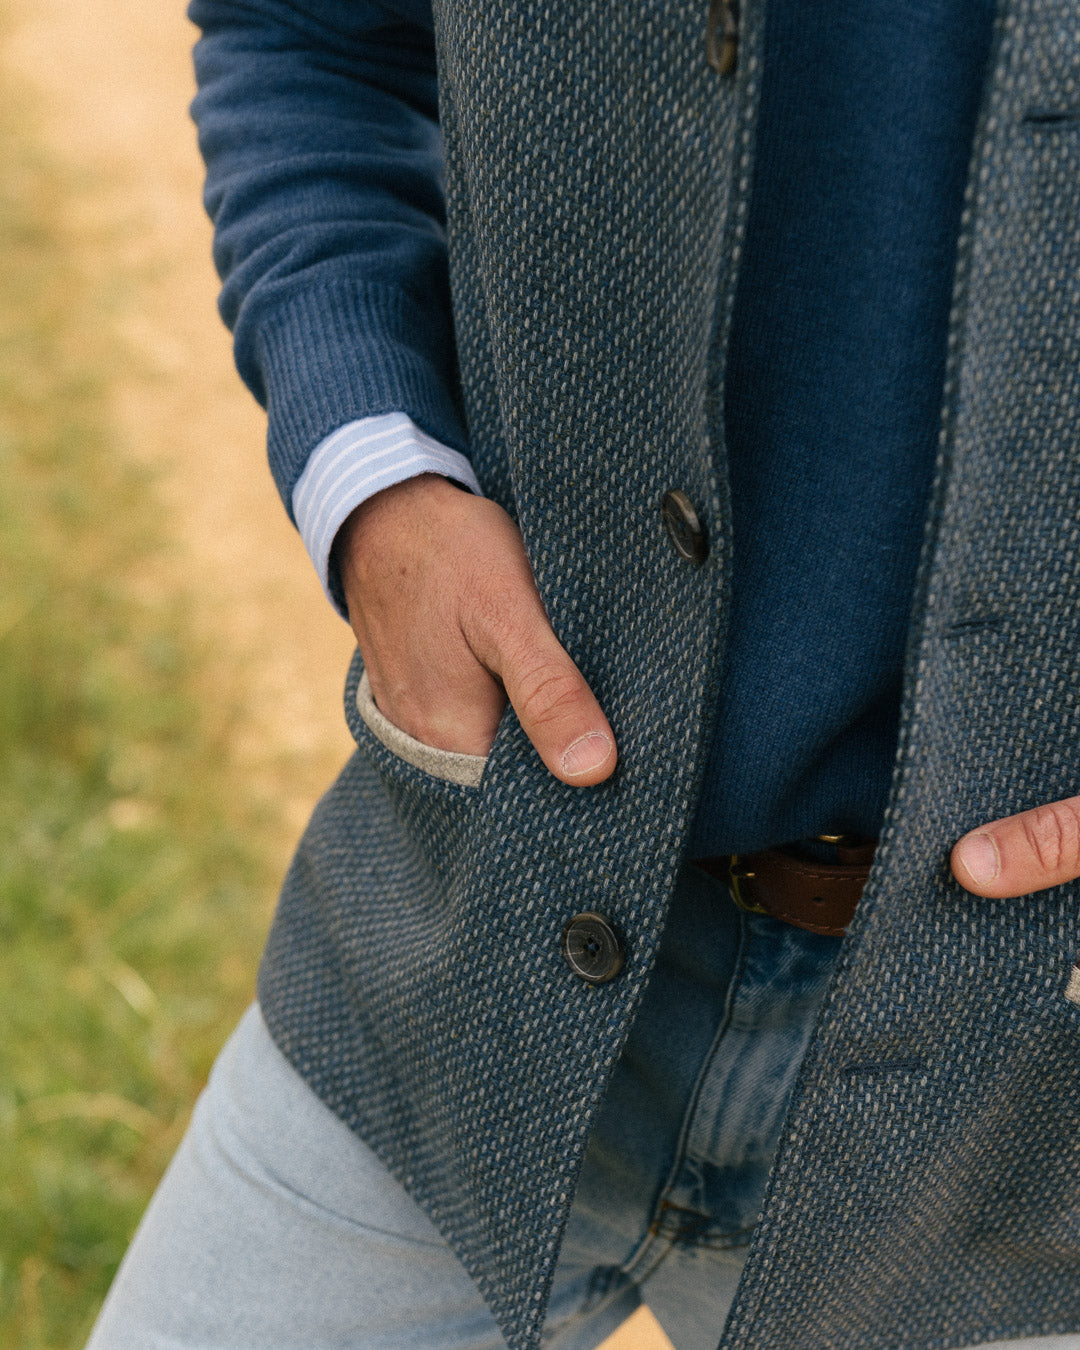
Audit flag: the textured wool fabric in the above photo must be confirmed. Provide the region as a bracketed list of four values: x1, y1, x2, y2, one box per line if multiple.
[722, 1, 1080, 1344]
[213, 0, 1080, 1346]
[259, 4, 747, 1346]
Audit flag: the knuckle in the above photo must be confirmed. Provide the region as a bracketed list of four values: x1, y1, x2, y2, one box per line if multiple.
[1019, 801, 1080, 877]
[515, 662, 584, 728]
[462, 579, 532, 660]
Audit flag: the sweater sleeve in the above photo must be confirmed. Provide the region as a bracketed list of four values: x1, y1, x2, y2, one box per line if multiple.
[188, 0, 469, 519]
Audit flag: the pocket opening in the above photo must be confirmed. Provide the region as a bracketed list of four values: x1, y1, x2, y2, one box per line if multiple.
[355, 670, 488, 788]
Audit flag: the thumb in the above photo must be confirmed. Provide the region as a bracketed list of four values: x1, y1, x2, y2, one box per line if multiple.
[474, 606, 616, 787]
[951, 797, 1080, 898]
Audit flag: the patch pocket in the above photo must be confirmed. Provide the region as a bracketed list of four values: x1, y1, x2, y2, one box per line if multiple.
[353, 668, 488, 788]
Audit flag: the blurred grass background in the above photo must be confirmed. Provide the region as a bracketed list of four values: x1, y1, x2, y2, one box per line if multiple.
[0, 42, 276, 1350]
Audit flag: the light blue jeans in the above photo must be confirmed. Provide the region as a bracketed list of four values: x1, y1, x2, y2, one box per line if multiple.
[85, 864, 1079, 1349]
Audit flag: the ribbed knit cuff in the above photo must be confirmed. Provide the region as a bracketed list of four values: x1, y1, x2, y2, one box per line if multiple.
[255, 280, 469, 520]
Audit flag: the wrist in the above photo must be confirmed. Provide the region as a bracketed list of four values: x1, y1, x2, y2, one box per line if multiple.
[334, 473, 468, 607]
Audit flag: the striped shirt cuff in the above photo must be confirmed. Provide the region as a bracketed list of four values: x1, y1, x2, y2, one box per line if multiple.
[293, 412, 482, 614]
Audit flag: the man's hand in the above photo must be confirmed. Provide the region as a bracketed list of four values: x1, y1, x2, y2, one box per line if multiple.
[952, 797, 1080, 897]
[335, 474, 616, 786]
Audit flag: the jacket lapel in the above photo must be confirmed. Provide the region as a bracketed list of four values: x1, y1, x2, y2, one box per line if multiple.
[723, 0, 1080, 1343]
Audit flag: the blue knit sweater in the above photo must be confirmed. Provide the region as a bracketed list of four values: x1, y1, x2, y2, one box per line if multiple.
[191, 0, 996, 857]
[687, 0, 997, 854]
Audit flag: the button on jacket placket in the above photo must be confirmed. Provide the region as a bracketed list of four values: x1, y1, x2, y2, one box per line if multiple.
[707, 0, 740, 75]
[661, 488, 710, 564]
[561, 913, 626, 985]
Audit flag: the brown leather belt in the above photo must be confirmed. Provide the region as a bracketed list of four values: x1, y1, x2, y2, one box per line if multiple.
[693, 835, 878, 937]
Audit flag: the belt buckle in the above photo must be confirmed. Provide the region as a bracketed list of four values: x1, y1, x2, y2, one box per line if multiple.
[727, 855, 768, 916]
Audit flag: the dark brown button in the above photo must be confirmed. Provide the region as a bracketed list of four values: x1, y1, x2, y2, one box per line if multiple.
[706, 0, 739, 76]
[661, 490, 708, 564]
[561, 912, 625, 985]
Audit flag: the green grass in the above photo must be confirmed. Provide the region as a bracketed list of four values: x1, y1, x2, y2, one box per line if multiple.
[0, 54, 275, 1350]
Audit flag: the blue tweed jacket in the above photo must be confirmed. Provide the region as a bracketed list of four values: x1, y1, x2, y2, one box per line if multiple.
[196, 0, 1080, 1345]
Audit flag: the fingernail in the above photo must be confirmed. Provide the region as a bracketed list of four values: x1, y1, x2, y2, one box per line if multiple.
[561, 732, 613, 778]
[956, 832, 1001, 888]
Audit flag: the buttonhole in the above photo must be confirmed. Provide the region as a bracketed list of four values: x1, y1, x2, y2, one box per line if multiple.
[1023, 107, 1080, 126]
[811, 895, 825, 906]
[942, 615, 1005, 638]
[843, 1057, 925, 1077]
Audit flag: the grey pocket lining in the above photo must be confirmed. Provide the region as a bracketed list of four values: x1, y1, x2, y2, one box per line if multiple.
[355, 671, 487, 788]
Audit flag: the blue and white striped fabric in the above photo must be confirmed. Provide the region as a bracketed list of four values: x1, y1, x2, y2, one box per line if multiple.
[292, 412, 481, 612]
